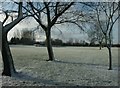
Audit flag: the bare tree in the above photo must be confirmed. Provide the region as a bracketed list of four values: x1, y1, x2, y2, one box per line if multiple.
[25, 2, 74, 61]
[95, 2, 119, 70]
[67, 38, 74, 45]
[0, 1, 32, 76]
[13, 29, 21, 39]
[21, 29, 33, 39]
[94, 21, 105, 50]
[20, 29, 35, 45]
[75, 39, 79, 44]
[79, 2, 119, 70]
[82, 2, 119, 70]
[87, 21, 105, 49]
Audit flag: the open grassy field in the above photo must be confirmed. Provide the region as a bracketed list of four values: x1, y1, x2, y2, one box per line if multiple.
[1, 45, 119, 86]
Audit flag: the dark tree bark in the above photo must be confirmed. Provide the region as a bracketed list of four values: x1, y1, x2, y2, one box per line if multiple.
[28, 2, 74, 61]
[107, 35, 112, 70]
[45, 30, 55, 61]
[99, 39, 104, 50]
[2, 32, 16, 76]
[84, 2, 119, 70]
[1, 2, 28, 76]
[105, 35, 112, 70]
[99, 42, 102, 50]
[107, 46, 112, 70]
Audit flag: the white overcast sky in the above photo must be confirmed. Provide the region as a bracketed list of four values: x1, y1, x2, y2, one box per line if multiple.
[6, 17, 89, 43]
[6, 16, 119, 44]
[0, 1, 119, 44]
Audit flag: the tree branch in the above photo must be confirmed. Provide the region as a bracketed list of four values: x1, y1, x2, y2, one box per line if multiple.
[56, 20, 84, 31]
[2, 11, 9, 25]
[44, 2, 51, 26]
[51, 2, 74, 27]
[3, 2, 24, 33]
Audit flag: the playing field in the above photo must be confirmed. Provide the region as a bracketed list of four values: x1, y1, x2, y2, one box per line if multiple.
[1, 45, 119, 86]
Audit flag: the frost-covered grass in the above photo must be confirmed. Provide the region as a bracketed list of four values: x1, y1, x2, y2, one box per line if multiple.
[1, 45, 119, 86]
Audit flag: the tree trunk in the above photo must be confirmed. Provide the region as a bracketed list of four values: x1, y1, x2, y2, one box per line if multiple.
[107, 46, 112, 70]
[45, 30, 55, 61]
[99, 46, 101, 50]
[2, 32, 16, 76]
[99, 42, 102, 50]
[105, 35, 112, 70]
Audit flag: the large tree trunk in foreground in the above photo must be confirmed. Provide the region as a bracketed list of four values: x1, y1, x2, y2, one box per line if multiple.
[45, 30, 55, 61]
[2, 32, 16, 76]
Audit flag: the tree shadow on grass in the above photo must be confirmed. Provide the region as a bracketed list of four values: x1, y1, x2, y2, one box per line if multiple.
[54, 60, 101, 66]
[54, 60, 118, 71]
[10, 71, 77, 86]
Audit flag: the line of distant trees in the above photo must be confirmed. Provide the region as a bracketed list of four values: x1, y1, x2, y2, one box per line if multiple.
[9, 29, 35, 45]
[9, 37, 35, 45]
[9, 28, 119, 47]
[10, 37, 120, 47]
[1, 1, 119, 76]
